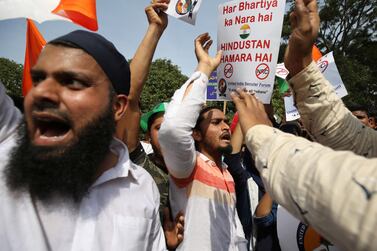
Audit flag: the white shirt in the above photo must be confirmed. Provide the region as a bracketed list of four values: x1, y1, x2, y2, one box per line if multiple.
[159, 72, 247, 251]
[0, 82, 166, 251]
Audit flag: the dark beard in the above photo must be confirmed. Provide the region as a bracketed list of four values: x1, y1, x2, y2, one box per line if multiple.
[218, 144, 233, 155]
[4, 105, 115, 203]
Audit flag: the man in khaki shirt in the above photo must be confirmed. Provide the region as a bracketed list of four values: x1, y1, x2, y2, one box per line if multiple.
[230, 0, 377, 250]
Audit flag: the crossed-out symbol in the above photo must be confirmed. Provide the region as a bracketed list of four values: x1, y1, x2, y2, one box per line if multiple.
[255, 63, 270, 80]
[224, 63, 233, 78]
[317, 60, 328, 73]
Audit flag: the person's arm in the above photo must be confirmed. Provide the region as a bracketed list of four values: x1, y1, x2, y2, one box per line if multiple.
[284, 0, 377, 157]
[0, 81, 22, 143]
[232, 84, 377, 251]
[159, 33, 221, 179]
[227, 121, 276, 231]
[253, 193, 276, 228]
[116, 0, 168, 152]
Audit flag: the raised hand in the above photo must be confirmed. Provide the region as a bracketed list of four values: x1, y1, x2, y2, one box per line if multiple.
[284, 0, 320, 77]
[231, 89, 272, 135]
[194, 33, 222, 77]
[145, 0, 169, 34]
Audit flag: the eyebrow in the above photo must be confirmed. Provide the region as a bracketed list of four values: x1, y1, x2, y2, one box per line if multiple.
[30, 69, 93, 84]
[210, 117, 229, 123]
[30, 69, 45, 76]
[55, 71, 92, 83]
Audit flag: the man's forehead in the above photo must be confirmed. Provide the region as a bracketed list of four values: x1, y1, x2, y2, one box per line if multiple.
[39, 44, 91, 61]
[35, 44, 104, 74]
[203, 109, 226, 119]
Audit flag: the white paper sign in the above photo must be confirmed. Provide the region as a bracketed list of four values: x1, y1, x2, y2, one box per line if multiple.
[217, 0, 286, 104]
[275, 63, 300, 121]
[317, 52, 348, 98]
[276, 63, 290, 79]
[279, 51, 348, 121]
[165, 0, 202, 25]
[284, 95, 300, 121]
[277, 206, 341, 251]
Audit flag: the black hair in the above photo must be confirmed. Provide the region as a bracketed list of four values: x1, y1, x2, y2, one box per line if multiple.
[347, 103, 370, 116]
[148, 111, 165, 132]
[194, 106, 222, 130]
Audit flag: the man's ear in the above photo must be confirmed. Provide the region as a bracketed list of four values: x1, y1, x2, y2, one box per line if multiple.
[192, 129, 202, 142]
[113, 94, 128, 122]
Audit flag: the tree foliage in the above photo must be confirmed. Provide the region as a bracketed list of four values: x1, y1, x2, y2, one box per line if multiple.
[318, 0, 376, 55]
[141, 59, 188, 113]
[0, 57, 23, 97]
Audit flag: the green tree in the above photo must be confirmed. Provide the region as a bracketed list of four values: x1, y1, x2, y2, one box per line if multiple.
[141, 58, 188, 113]
[0, 57, 23, 97]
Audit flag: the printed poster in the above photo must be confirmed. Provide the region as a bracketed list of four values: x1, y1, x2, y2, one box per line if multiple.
[316, 52, 347, 98]
[217, 0, 286, 103]
[277, 206, 341, 251]
[207, 71, 218, 100]
[165, 0, 202, 25]
[278, 51, 348, 121]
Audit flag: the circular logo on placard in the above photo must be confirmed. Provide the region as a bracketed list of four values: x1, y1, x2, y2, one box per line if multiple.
[317, 60, 328, 73]
[218, 78, 227, 97]
[297, 223, 334, 251]
[239, 24, 250, 39]
[255, 63, 270, 80]
[175, 0, 192, 15]
[224, 63, 233, 78]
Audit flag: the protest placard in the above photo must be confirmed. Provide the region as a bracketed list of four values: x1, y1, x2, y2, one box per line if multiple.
[165, 0, 202, 25]
[317, 51, 348, 98]
[217, 0, 286, 103]
[207, 71, 218, 100]
[277, 206, 340, 251]
[284, 95, 300, 121]
[278, 51, 347, 121]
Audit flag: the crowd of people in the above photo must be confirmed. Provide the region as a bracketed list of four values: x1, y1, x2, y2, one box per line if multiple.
[0, 0, 376, 250]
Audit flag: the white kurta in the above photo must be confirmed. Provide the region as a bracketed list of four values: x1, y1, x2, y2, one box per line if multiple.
[0, 82, 166, 251]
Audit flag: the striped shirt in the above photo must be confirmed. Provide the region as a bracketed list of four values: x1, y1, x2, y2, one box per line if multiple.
[159, 72, 247, 251]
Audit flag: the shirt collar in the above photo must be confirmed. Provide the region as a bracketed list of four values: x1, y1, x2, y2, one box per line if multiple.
[91, 137, 139, 188]
[197, 151, 228, 170]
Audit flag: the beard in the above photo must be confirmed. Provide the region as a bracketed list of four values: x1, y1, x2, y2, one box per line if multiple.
[218, 144, 233, 155]
[4, 104, 116, 203]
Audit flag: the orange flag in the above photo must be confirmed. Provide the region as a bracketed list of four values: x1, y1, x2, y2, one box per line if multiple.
[22, 19, 46, 96]
[52, 0, 98, 31]
[312, 45, 323, 62]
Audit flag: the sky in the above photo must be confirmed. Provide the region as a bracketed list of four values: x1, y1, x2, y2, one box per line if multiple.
[0, 0, 233, 77]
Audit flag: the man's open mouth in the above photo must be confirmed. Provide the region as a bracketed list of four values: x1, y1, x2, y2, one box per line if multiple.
[220, 133, 231, 141]
[32, 112, 73, 145]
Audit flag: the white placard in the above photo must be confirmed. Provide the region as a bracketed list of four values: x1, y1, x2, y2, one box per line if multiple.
[284, 95, 300, 121]
[277, 206, 341, 251]
[317, 52, 348, 98]
[165, 0, 202, 25]
[276, 63, 289, 79]
[217, 0, 286, 103]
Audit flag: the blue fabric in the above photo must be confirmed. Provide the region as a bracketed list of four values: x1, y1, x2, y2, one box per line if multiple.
[224, 152, 252, 241]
